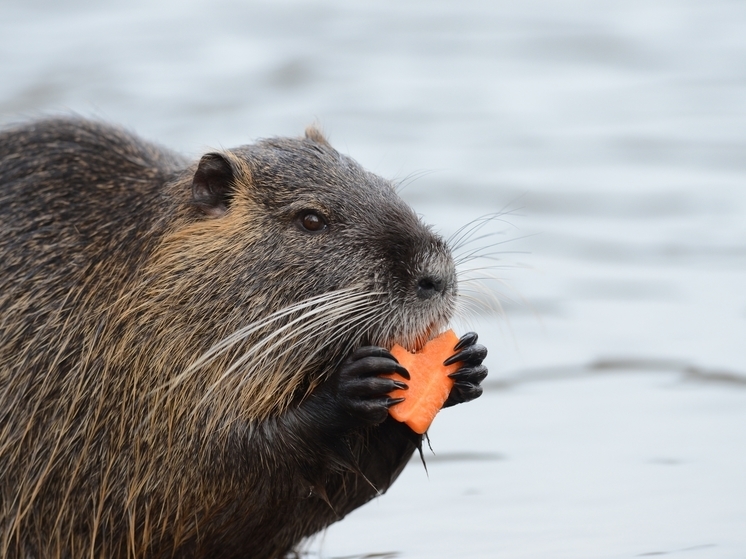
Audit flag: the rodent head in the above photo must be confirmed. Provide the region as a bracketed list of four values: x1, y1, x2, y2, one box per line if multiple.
[147, 127, 456, 418]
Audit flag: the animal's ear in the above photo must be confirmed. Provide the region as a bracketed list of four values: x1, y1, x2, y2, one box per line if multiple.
[304, 125, 331, 147]
[191, 153, 235, 218]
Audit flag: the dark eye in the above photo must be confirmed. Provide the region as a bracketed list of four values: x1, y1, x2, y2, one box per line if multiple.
[296, 210, 328, 233]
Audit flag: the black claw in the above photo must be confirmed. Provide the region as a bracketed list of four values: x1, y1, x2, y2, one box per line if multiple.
[351, 346, 400, 364]
[383, 351, 399, 364]
[390, 364, 410, 379]
[454, 331, 478, 351]
[448, 364, 488, 383]
[392, 380, 409, 390]
[443, 343, 487, 366]
[386, 397, 406, 408]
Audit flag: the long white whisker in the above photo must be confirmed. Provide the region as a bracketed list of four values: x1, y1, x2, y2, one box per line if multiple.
[447, 212, 507, 247]
[187, 289, 360, 372]
[456, 291, 505, 316]
[448, 208, 521, 251]
[233, 301, 379, 384]
[451, 230, 510, 253]
[453, 234, 537, 264]
[267, 306, 383, 390]
[459, 276, 507, 284]
[192, 297, 379, 409]
[220, 296, 376, 376]
[165, 290, 372, 393]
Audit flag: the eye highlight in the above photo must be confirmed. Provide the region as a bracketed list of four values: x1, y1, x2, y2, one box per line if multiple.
[295, 210, 328, 234]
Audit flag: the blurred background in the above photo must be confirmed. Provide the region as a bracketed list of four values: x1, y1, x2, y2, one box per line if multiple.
[1, 0, 744, 557]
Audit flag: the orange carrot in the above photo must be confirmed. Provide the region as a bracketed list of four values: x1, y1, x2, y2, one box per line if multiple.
[386, 329, 460, 434]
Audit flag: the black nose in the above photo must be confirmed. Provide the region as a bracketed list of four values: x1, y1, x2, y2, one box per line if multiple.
[416, 274, 447, 300]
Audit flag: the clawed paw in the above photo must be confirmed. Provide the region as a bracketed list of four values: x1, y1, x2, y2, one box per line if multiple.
[443, 331, 488, 408]
[334, 346, 410, 425]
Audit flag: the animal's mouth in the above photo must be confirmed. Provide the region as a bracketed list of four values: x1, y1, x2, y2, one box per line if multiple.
[392, 319, 449, 353]
[367, 281, 455, 353]
[413, 323, 439, 351]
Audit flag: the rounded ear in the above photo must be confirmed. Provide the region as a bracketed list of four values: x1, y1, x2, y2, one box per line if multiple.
[191, 153, 235, 218]
[304, 125, 331, 147]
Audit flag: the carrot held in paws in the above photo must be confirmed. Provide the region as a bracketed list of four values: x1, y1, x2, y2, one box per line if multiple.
[385, 329, 460, 434]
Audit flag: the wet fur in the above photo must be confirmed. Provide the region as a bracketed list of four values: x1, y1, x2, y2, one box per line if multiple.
[0, 119, 461, 558]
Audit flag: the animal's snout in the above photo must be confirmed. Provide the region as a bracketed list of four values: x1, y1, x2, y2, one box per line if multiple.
[416, 273, 447, 299]
[414, 241, 456, 301]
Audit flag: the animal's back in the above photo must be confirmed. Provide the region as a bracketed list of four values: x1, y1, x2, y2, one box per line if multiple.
[0, 119, 185, 366]
[0, 118, 184, 290]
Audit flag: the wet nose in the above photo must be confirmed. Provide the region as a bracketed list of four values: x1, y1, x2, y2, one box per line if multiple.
[416, 274, 447, 300]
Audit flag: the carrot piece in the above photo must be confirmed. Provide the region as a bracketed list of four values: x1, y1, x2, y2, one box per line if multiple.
[385, 329, 460, 434]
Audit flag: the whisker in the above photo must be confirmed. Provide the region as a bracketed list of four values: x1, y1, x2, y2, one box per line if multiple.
[452, 300, 482, 331]
[280, 307, 384, 388]
[447, 205, 523, 252]
[191, 296, 377, 408]
[198, 304, 386, 421]
[456, 290, 506, 316]
[451, 230, 510, 253]
[164, 290, 373, 393]
[453, 233, 537, 265]
[458, 274, 507, 283]
[225, 295, 376, 371]
[233, 302, 379, 385]
[459, 272, 518, 293]
[187, 289, 360, 370]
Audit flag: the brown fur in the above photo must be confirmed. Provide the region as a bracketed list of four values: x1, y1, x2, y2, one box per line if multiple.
[0, 118, 458, 558]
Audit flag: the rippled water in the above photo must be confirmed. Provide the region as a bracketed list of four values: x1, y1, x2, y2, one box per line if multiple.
[1, 1, 745, 557]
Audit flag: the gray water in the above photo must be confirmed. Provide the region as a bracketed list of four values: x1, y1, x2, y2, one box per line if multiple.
[1, 1, 745, 557]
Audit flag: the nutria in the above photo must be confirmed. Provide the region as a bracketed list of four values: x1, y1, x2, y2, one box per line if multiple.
[0, 118, 487, 559]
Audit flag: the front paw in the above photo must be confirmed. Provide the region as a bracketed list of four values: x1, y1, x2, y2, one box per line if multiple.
[443, 332, 488, 408]
[331, 346, 411, 426]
